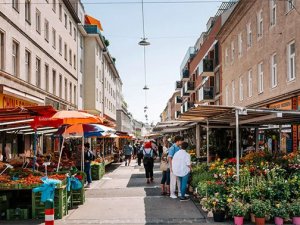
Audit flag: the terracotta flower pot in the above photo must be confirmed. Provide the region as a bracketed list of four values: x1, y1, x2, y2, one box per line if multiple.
[274, 217, 284, 225]
[234, 216, 244, 225]
[213, 211, 225, 222]
[250, 213, 256, 223]
[255, 217, 266, 225]
[293, 217, 300, 225]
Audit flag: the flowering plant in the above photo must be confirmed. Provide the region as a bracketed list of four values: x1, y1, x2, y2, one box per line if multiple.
[200, 193, 227, 212]
[229, 200, 249, 217]
[271, 201, 289, 219]
[251, 199, 271, 218]
[290, 200, 300, 217]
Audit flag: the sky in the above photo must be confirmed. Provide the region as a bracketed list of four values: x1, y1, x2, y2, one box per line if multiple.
[82, 0, 221, 124]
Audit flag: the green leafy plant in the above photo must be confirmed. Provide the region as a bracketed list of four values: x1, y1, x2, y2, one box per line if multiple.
[200, 193, 228, 212]
[229, 200, 249, 217]
[251, 199, 271, 218]
[290, 200, 300, 217]
[271, 201, 289, 219]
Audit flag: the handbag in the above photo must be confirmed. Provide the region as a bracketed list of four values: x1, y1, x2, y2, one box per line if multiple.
[160, 161, 168, 171]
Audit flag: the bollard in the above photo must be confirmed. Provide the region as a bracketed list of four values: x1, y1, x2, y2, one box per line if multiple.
[45, 199, 54, 225]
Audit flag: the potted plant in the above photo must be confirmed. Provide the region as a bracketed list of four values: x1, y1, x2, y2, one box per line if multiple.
[271, 202, 289, 225]
[201, 194, 227, 222]
[251, 199, 271, 225]
[229, 200, 249, 225]
[290, 201, 300, 225]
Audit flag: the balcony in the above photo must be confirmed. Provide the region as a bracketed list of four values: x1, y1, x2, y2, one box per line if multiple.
[181, 101, 194, 113]
[180, 47, 196, 72]
[84, 25, 102, 35]
[175, 111, 181, 119]
[184, 81, 195, 93]
[181, 69, 189, 80]
[181, 87, 189, 97]
[198, 86, 214, 102]
[175, 96, 182, 104]
[175, 81, 183, 90]
[199, 59, 214, 77]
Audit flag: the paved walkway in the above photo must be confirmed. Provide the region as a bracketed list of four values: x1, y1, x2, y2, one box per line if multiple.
[1, 160, 206, 225]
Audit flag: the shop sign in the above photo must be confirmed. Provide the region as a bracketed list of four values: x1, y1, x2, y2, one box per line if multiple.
[293, 125, 298, 152]
[0, 94, 36, 108]
[269, 99, 292, 110]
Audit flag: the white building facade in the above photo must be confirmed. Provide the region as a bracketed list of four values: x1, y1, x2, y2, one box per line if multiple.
[0, 0, 80, 109]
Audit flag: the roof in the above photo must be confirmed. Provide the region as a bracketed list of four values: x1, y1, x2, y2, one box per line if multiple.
[85, 15, 103, 31]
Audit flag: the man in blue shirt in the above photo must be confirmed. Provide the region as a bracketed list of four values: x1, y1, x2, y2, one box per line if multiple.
[168, 136, 184, 198]
[123, 142, 133, 166]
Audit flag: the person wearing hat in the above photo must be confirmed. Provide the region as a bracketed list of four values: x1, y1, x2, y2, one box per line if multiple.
[84, 143, 95, 188]
[143, 141, 155, 184]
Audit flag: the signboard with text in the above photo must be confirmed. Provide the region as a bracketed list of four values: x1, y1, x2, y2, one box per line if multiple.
[0, 94, 36, 108]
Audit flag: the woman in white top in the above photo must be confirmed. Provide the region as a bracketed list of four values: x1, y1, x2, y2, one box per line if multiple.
[172, 142, 191, 201]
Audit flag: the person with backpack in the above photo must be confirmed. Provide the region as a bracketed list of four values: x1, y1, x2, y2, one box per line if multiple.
[84, 143, 95, 188]
[143, 141, 155, 184]
[123, 141, 133, 166]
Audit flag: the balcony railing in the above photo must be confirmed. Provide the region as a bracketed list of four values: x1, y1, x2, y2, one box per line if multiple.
[181, 69, 189, 80]
[181, 87, 190, 97]
[184, 81, 195, 93]
[175, 96, 182, 104]
[175, 81, 183, 90]
[198, 86, 214, 101]
[180, 47, 196, 71]
[199, 59, 214, 76]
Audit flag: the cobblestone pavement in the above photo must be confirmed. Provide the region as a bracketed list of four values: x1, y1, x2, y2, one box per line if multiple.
[1, 160, 207, 225]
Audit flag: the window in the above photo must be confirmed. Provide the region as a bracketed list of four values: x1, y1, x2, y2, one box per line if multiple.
[44, 20, 49, 41]
[258, 62, 264, 93]
[64, 78, 67, 100]
[257, 10, 263, 38]
[96, 88, 99, 101]
[52, 28, 56, 49]
[0, 31, 4, 70]
[36, 10, 41, 33]
[80, 84, 83, 98]
[12, 41, 19, 76]
[271, 53, 277, 87]
[69, 21, 72, 35]
[80, 59, 83, 72]
[74, 86, 77, 105]
[247, 23, 252, 48]
[52, 0, 56, 12]
[64, 14, 67, 28]
[225, 85, 229, 106]
[59, 4, 62, 21]
[52, 70, 56, 95]
[73, 28, 76, 41]
[12, 0, 19, 11]
[73, 55, 76, 69]
[248, 69, 253, 97]
[286, 0, 295, 12]
[25, 0, 31, 22]
[45, 64, 49, 92]
[270, 0, 276, 26]
[69, 82, 72, 103]
[225, 48, 229, 65]
[238, 33, 243, 57]
[25, 50, 31, 82]
[64, 43, 67, 61]
[231, 41, 235, 62]
[231, 80, 235, 104]
[59, 74, 62, 98]
[36, 58, 41, 87]
[59, 36, 62, 55]
[288, 41, 296, 81]
[69, 49, 72, 65]
[96, 65, 98, 78]
[239, 76, 243, 101]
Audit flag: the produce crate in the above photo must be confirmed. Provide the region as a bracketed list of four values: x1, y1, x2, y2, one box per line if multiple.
[6, 208, 29, 220]
[32, 186, 68, 219]
[0, 183, 20, 190]
[91, 163, 105, 180]
[70, 188, 85, 208]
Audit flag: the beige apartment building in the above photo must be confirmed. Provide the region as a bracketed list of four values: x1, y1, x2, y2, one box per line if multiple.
[219, 0, 300, 111]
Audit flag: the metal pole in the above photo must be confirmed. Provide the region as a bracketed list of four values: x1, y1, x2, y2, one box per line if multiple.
[206, 120, 209, 165]
[235, 110, 240, 183]
[82, 136, 85, 171]
[279, 125, 282, 153]
[56, 138, 65, 172]
[255, 128, 259, 151]
[196, 123, 201, 158]
[33, 131, 37, 172]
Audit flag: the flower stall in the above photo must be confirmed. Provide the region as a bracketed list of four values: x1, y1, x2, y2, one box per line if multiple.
[192, 151, 300, 225]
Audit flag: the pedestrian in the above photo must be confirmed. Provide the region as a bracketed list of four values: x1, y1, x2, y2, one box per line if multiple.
[133, 144, 138, 159]
[160, 152, 170, 195]
[143, 141, 155, 184]
[84, 143, 95, 188]
[137, 144, 143, 166]
[168, 135, 184, 199]
[172, 142, 191, 201]
[123, 141, 133, 166]
[158, 143, 163, 159]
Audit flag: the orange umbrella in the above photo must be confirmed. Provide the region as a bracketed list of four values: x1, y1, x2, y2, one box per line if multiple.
[51, 111, 103, 125]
